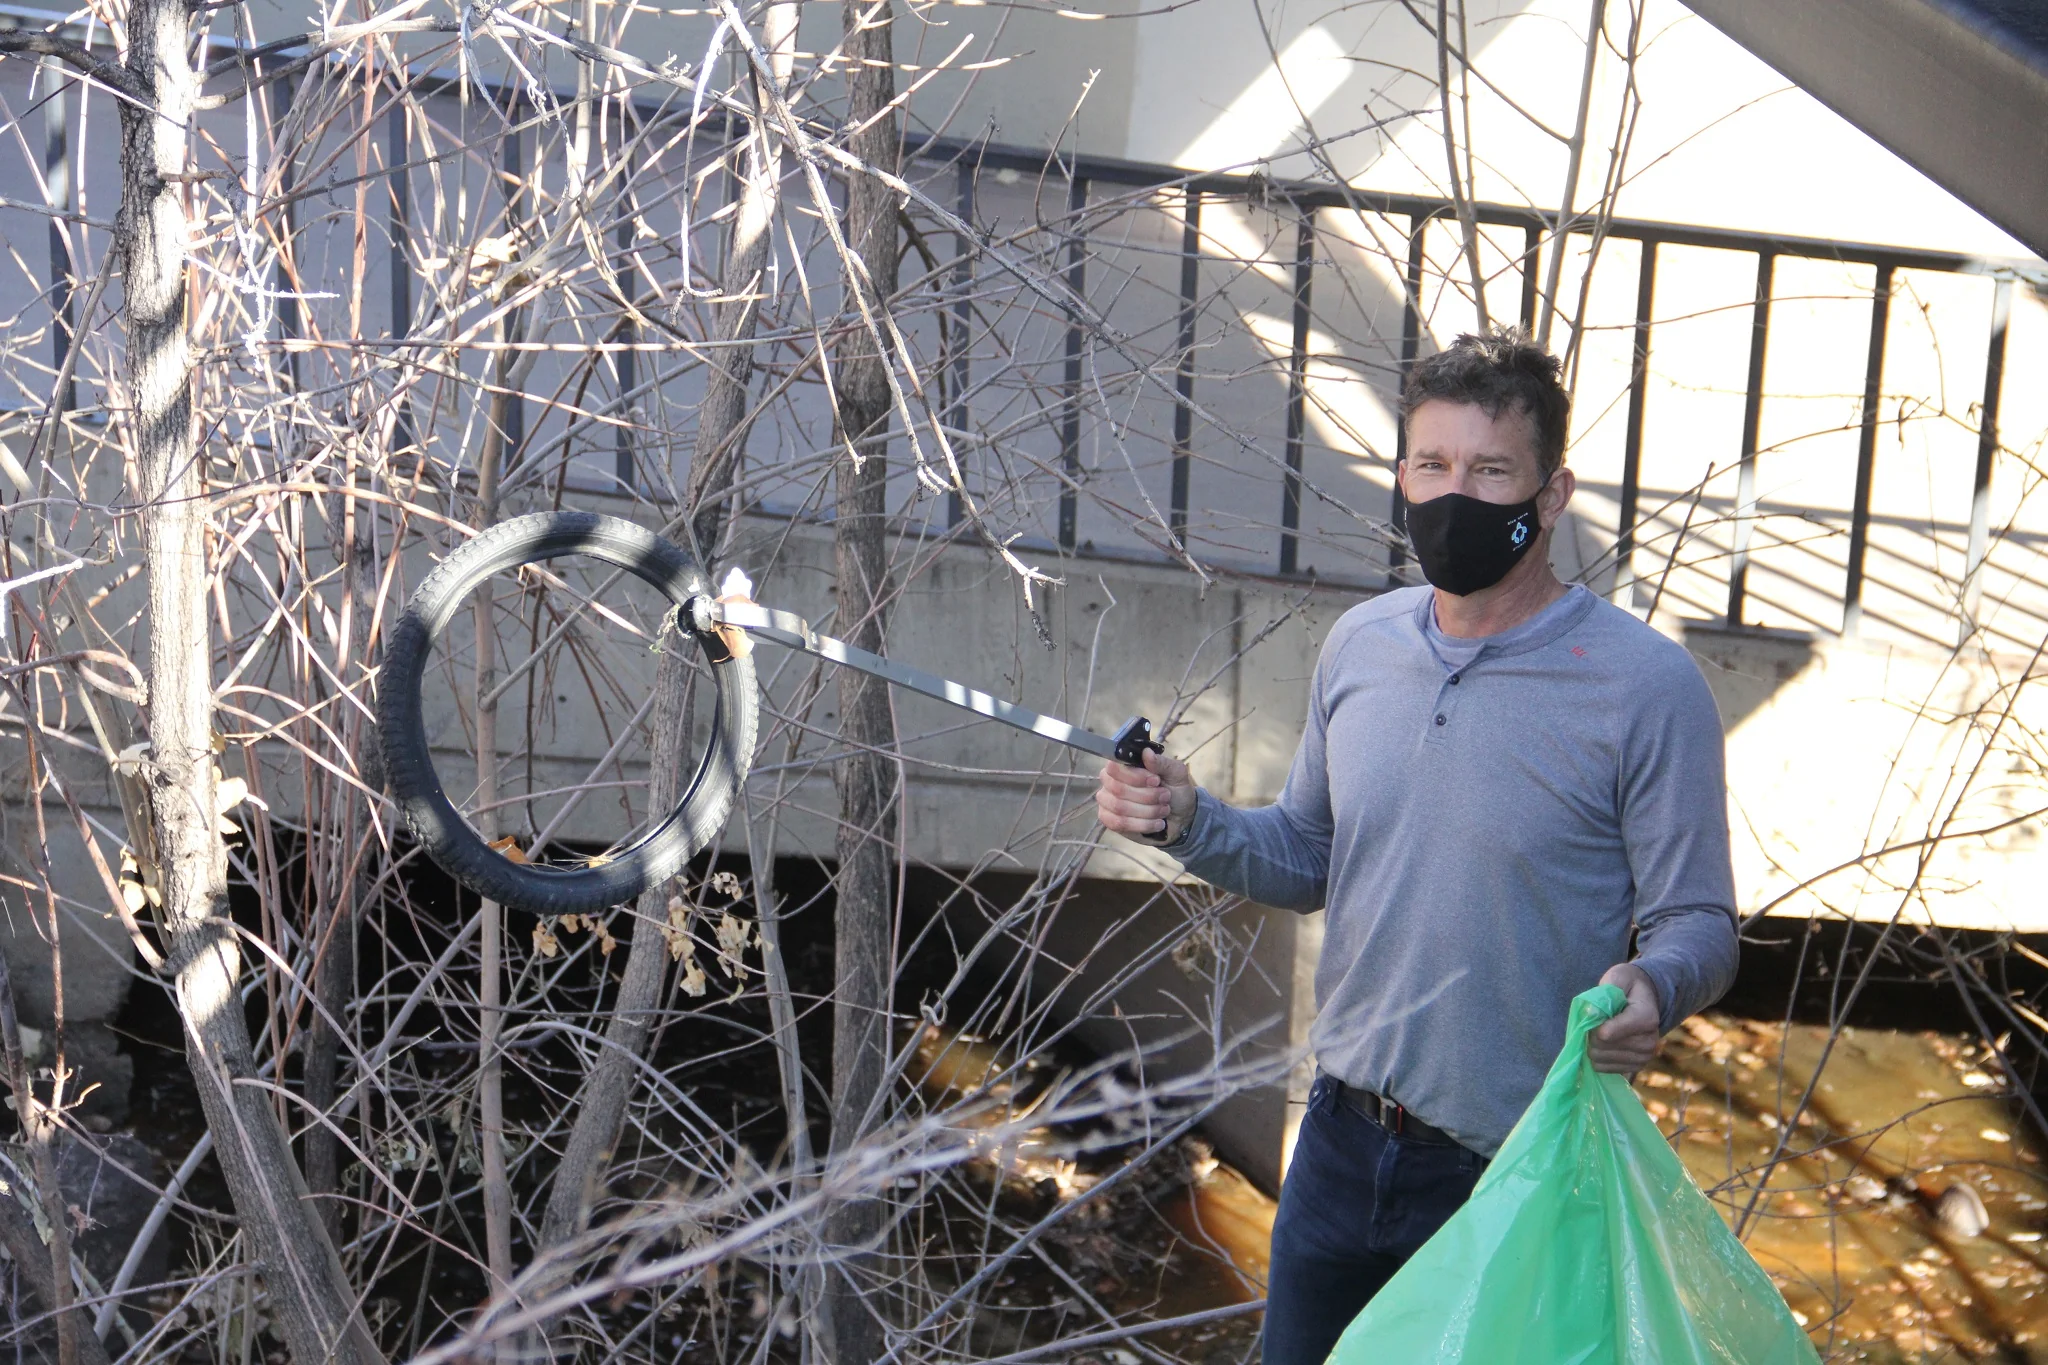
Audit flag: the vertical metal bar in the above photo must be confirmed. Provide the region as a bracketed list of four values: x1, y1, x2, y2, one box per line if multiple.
[387, 97, 415, 451]
[609, 102, 641, 489]
[1058, 175, 1087, 551]
[43, 61, 75, 414]
[388, 101, 412, 343]
[1519, 222, 1539, 331]
[1389, 213, 1429, 585]
[273, 74, 302, 391]
[1615, 239, 1656, 601]
[614, 196, 639, 490]
[1841, 262, 1894, 637]
[500, 106, 527, 460]
[947, 161, 974, 526]
[1279, 210, 1315, 576]
[1725, 251, 1774, 628]
[1170, 188, 1201, 542]
[1961, 277, 2013, 641]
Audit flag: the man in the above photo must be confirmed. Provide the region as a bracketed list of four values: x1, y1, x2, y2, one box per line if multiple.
[1096, 329, 1738, 1365]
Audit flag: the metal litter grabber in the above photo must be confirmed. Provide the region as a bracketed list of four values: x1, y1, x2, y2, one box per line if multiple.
[380, 511, 1164, 916]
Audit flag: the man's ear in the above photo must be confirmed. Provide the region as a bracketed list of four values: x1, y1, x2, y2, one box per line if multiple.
[1395, 457, 1408, 501]
[1537, 466, 1576, 529]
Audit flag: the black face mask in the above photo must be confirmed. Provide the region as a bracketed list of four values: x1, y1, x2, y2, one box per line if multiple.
[1405, 483, 1545, 596]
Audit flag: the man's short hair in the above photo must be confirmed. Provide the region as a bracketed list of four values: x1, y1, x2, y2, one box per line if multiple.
[1399, 327, 1570, 477]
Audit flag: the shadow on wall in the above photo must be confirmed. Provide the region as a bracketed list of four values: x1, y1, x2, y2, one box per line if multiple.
[1678, 620, 1819, 733]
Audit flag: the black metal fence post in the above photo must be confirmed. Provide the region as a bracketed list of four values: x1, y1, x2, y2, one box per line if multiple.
[613, 176, 639, 491]
[1170, 188, 1201, 542]
[1725, 251, 1775, 628]
[274, 72, 303, 392]
[388, 96, 416, 454]
[1280, 209, 1315, 575]
[1962, 276, 2013, 640]
[1842, 262, 1895, 636]
[1058, 175, 1088, 550]
[42, 60, 75, 415]
[1389, 213, 1431, 586]
[500, 106, 527, 461]
[1615, 238, 1657, 601]
[947, 161, 974, 526]
[1520, 223, 1539, 330]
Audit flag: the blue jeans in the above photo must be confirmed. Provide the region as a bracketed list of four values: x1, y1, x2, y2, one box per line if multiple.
[1262, 1076, 1489, 1365]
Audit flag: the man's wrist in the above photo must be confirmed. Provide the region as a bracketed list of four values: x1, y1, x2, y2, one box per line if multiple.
[1161, 790, 1202, 850]
[1601, 961, 1660, 1013]
[1622, 958, 1675, 1033]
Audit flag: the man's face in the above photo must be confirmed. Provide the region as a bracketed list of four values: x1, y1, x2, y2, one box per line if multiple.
[1398, 399, 1548, 506]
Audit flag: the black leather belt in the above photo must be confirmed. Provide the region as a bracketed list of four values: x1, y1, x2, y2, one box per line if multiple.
[1327, 1077, 1459, 1146]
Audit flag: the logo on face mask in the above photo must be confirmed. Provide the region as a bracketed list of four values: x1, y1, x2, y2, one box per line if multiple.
[1510, 518, 1530, 548]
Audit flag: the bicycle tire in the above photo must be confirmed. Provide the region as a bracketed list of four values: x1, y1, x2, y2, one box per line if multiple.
[379, 511, 756, 915]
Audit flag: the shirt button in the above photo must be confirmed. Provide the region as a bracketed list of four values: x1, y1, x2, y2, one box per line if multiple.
[1434, 713, 1447, 726]
[1448, 674, 1461, 685]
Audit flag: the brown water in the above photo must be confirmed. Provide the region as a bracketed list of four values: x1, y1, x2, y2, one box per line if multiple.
[1652, 1015, 2047, 1362]
[1139, 1015, 2048, 1363]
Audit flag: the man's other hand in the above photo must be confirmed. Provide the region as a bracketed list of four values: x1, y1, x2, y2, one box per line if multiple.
[1588, 963, 1661, 1075]
[1095, 749, 1198, 845]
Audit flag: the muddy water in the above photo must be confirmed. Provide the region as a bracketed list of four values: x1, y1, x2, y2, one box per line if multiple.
[1145, 1016, 2047, 1363]
[1653, 1015, 2047, 1362]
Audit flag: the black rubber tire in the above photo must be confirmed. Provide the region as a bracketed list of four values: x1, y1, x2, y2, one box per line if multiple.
[379, 511, 756, 916]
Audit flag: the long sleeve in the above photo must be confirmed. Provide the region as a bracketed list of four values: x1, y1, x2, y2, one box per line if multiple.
[1167, 652, 1337, 912]
[1619, 658, 1741, 1033]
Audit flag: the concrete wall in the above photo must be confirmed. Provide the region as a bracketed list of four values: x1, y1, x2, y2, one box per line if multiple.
[1686, 620, 2048, 934]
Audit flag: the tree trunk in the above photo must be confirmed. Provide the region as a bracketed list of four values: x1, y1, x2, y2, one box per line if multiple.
[682, 1, 801, 561]
[119, 2, 382, 1361]
[824, 4, 901, 1362]
[537, 0, 799, 1257]
[473, 372, 517, 1298]
[305, 462, 377, 1239]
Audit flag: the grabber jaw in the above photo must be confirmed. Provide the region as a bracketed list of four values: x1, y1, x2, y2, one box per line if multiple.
[687, 566, 758, 664]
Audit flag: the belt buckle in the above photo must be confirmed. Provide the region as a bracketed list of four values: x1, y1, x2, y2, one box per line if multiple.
[1380, 1094, 1404, 1135]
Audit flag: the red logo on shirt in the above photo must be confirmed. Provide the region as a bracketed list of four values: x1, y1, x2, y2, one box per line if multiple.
[1570, 646, 1587, 658]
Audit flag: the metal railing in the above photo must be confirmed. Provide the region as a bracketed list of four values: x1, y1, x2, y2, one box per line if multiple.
[17, 41, 2043, 634]
[904, 135, 2042, 637]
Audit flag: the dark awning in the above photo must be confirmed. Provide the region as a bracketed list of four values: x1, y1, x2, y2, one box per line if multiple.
[1685, 0, 2048, 259]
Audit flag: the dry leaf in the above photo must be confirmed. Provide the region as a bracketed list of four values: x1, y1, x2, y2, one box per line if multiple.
[710, 870, 744, 899]
[714, 910, 753, 978]
[663, 896, 692, 961]
[488, 834, 528, 865]
[533, 920, 560, 959]
[472, 234, 520, 267]
[118, 847, 160, 911]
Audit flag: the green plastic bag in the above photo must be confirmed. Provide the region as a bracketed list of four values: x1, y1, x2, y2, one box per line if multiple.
[1327, 985, 1821, 1365]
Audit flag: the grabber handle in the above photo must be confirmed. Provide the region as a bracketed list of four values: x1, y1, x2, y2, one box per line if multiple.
[1110, 716, 1174, 846]
[1111, 715, 1164, 767]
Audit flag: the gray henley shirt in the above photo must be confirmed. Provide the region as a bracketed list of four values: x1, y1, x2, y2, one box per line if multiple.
[1169, 584, 1738, 1155]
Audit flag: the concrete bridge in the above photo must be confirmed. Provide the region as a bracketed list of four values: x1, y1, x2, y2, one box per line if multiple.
[4, 0, 2048, 1194]
[7, 448, 2040, 1194]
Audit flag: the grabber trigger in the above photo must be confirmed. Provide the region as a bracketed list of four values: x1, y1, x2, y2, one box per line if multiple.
[1111, 715, 1164, 767]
